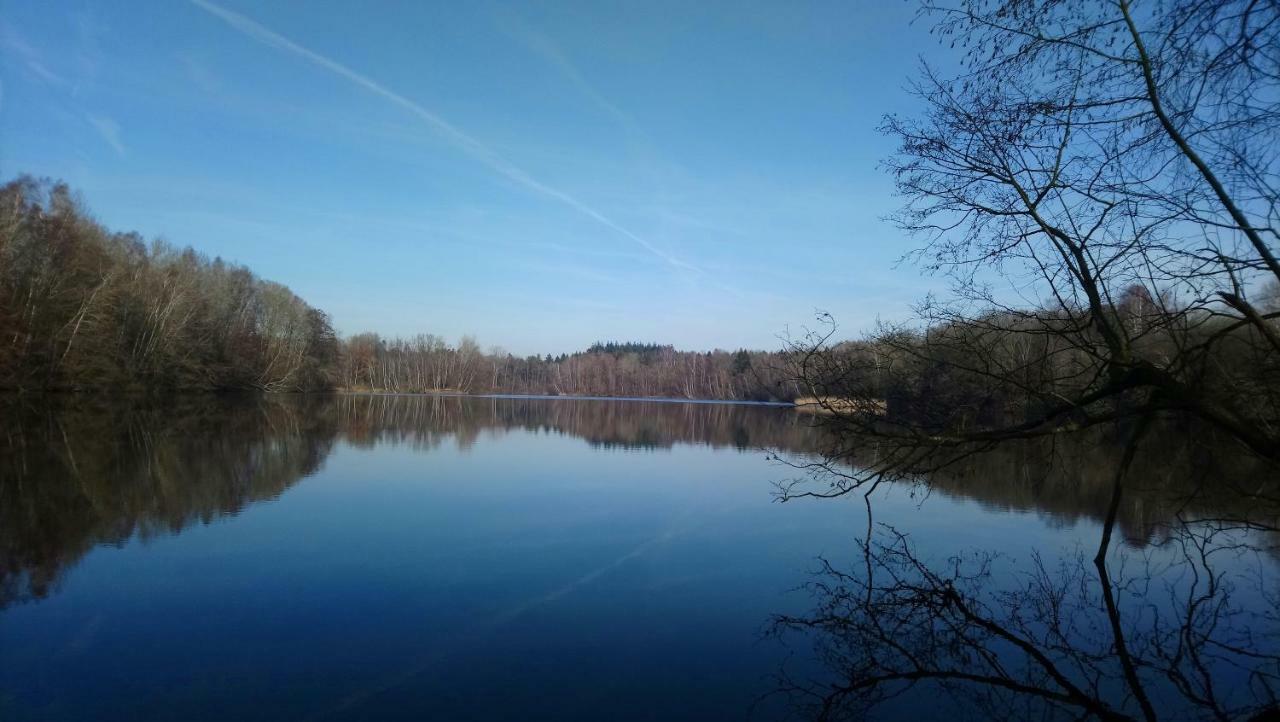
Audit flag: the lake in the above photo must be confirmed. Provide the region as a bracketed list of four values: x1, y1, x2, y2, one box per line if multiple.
[1, 394, 1275, 720]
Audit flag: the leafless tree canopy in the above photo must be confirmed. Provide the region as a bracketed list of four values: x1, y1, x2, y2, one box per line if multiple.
[778, 1, 1280, 719]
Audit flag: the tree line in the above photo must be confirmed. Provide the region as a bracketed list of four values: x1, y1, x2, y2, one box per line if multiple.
[792, 279, 1280, 442]
[339, 334, 796, 400]
[1, 177, 337, 392]
[0, 176, 796, 400]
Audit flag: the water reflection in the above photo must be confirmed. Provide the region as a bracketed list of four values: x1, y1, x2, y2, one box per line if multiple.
[333, 393, 819, 452]
[6, 394, 1278, 611]
[0, 396, 334, 607]
[917, 425, 1280, 545]
[0, 394, 820, 608]
[2, 394, 1277, 721]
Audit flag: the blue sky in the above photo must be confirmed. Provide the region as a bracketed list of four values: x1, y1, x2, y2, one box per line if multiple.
[1, 0, 945, 355]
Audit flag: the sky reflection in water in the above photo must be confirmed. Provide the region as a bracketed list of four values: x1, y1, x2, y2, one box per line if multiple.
[1, 395, 1270, 721]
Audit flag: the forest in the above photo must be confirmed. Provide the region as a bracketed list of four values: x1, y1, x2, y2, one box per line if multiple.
[6, 173, 1277, 418]
[0, 176, 796, 401]
[338, 336, 796, 400]
[0, 177, 337, 393]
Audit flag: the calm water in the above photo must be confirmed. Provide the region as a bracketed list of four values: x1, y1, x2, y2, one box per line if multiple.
[0, 394, 1273, 720]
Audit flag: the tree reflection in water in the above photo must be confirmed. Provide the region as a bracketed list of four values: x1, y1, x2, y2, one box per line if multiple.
[0, 393, 820, 608]
[771, 426, 1280, 720]
[5, 394, 1278, 720]
[0, 395, 335, 607]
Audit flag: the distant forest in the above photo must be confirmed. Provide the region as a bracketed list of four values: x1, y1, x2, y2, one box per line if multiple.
[0, 177, 797, 400]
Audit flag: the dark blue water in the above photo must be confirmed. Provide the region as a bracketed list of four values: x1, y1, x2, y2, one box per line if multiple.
[1, 395, 1273, 720]
[0, 395, 846, 720]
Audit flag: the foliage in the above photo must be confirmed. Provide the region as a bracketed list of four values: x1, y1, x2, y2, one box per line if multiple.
[0, 177, 337, 391]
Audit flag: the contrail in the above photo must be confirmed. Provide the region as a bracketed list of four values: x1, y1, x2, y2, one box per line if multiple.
[190, 0, 699, 274]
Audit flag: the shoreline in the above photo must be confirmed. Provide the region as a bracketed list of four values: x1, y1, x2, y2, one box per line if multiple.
[334, 390, 797, 407]
[0, 389, 798, 408]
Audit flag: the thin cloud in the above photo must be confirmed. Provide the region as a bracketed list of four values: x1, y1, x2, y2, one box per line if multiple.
[0, 22, 69, 87]
[25, 59, 64, 86]
[499, 16, 637, 133]
[189, 0, 700, 276]
[491, 14, 749, 298]
[87, 114, 125, 156]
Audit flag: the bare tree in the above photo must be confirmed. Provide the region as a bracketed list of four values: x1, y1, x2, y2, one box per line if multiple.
[0, 177, 337, 392]
[778, 1, 1280, 718]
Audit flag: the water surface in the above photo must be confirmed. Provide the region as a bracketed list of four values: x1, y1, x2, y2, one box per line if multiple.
[2, 395, 851, 721]
[1, 394, 1273, 720]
